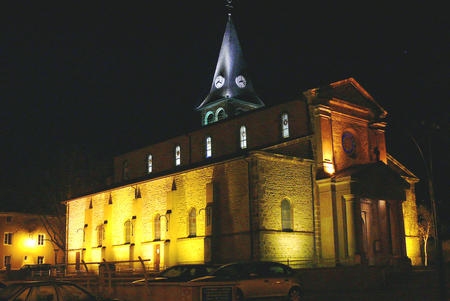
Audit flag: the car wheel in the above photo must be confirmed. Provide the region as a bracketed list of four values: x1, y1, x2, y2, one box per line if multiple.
[287, 287, 301, 301]
[235, 289, 245, 301]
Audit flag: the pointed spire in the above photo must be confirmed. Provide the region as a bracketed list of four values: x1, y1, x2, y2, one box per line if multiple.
[197, 2, 264, 126]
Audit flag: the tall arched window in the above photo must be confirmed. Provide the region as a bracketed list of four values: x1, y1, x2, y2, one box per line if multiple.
[97, 224, 105, 247]
[206, 136, 212, 158]
[281, 199, 292, 231]
[281, 113, 289, 138]
[175, 145, 181, 166]
[124, 219, 131, 243]
[147, 154, 153, 173]
[154, 214, 161, 241]
[189, 208, 196, 237]
[240, 125, 247, 149]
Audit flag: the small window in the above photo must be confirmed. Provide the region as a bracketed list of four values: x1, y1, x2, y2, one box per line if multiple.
[4, 233, 12, 245]
[154, 215, 161, 240]
[37, 234, 45, 246]
[240, 125, 247, 149]
[206, 136, 212, 158]
[4, 255, 11, 267]
[175, 145, 181, 166]
[216, 107, 226, 121]
[6, 216, 12, 223]
[37, 256, 44, 264]
[281, 199, 292, 231]
[281, 113, 289, 138]
[148, 154, 153, 173]
[122, 160, 129, 181]
[188, 208, 196, 237]
[206, 205, 212, 227]
[205, 111, 214, 125]
[97, 224, 105, 247]
[123, 219, 134, 244]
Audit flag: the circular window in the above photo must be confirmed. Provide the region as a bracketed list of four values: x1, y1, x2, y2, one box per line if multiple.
[342, 131, 356, 156]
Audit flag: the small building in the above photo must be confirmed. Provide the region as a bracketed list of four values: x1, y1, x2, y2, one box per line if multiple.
[0, 212, 64, 270]
[65, 9, 422, 273]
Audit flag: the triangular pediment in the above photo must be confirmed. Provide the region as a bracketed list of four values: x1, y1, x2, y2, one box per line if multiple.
[307, 77, 387, 121]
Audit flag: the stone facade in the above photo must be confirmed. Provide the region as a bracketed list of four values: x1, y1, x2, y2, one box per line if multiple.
[65, 79, 422, 272]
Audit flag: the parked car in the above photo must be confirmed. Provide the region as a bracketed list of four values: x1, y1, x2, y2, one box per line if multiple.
[190, 261, 302, 301]
[132, 263, 218, 285]
[0, 280, 119, 301]
[19, 264, 52, 279]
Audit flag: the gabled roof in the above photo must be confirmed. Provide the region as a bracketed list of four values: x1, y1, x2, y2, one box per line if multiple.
[197, 13, 264, 111]
[306, 77, 387, 120]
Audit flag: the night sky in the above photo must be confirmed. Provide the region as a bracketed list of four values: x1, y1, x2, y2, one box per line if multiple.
[2, 2, 449, 220]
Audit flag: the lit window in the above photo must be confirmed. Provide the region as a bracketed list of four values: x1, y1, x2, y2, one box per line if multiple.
[216, 107, 226, 121]
[37, 234, 45, 246]
[206, 136, 212, 158]
[122, 160, 129, 181]
[281, 113, 289, 138]
[154, 215, 161, 240]
[240, 125, 247, 149]
[4, 233, 12, 245]
[205, 111, 214, 125]
[189, 208, 196, 237]
[281, 199, 292, 231]
[97, 224, 105, 247]
[148, 154, 153, 173]
[175, 145, 181, 166]
[37, 256, 44, 264]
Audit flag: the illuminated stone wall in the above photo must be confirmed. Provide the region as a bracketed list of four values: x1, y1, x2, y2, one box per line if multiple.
[66, 78, 423, 270]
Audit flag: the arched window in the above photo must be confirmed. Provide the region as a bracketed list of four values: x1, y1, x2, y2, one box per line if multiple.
[240, 125, 247, 149]
[206, 136, 212, 158]
[205, 111, 214, 125]
[189, 208, 196, 237]
[281, 199, 292, 231]
[216, 107, 226, 121]
[147, 154, 153, 173]
[97, 224, 105, 247]
[124, 219, 131, 244]
[281, 113, 289, 138]
[175, 145, 181, 166]
[154, 215, 161, 241]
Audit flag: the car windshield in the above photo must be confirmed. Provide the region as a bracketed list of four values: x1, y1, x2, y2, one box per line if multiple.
[159, 265, 215, 279]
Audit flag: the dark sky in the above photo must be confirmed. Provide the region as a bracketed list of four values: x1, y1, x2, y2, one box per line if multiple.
[2, 2, 449, 215]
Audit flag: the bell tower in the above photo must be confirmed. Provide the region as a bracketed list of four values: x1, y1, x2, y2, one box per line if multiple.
[196, 1, 264, 126]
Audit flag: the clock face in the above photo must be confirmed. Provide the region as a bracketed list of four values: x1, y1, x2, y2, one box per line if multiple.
[235, 75, 247, 88]
[342, 131, 356, 155]
[215, 75, 225, 88]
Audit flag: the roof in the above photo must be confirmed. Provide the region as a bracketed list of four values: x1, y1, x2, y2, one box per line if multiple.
[197, 13, 264, 111]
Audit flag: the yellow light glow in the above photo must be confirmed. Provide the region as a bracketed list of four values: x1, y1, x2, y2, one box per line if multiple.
[25, 237, 36, 248]
[323, 162, 335, 175]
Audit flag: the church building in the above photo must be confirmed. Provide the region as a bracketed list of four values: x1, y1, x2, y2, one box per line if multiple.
[65, 9, 422, 272]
